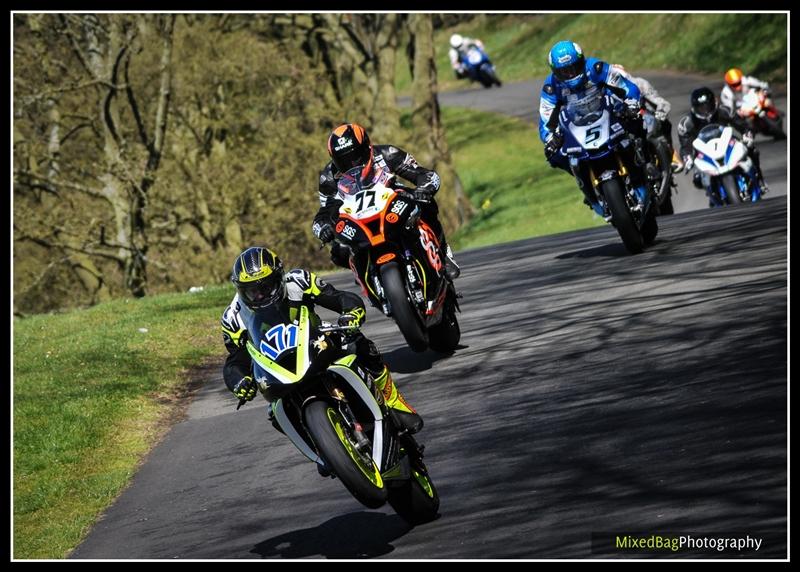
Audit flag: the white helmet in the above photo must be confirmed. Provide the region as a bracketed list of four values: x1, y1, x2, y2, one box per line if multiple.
[450, 34, 464, 49]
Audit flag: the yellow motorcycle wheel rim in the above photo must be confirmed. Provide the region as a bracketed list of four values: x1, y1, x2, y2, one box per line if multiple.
[326, 407, 383, 488]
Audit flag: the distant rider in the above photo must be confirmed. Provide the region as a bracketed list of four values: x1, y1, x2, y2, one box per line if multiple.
[311, 122, 461, 281]
[676, 86, 767, 193]
[221, 246, 424, 450]
[448, 33, 488, 81]
[720, 67, 771, 116]
[538, 40, 651, 216]
[611, 64, 683, 172]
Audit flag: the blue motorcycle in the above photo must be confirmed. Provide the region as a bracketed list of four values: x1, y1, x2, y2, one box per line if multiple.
[556, 94, 659, 253]
[461, 44, 502, 88]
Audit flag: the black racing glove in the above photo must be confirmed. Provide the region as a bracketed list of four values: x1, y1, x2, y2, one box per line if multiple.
[544, 131, 563, 159]
[413, 184, 435, 203]
[232, 376, 257, 401]
[337, 308, 366, 333]
[314, 222, 335, 244]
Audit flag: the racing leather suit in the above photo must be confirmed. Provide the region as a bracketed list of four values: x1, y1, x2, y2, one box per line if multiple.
[538, 58, 645, 207]
[221, 268, 421, 433]
[676, 106, 765, 191]
[720, 76, 770, 115]
[449, 38, 485, 79]
[312, 144, 445, 269]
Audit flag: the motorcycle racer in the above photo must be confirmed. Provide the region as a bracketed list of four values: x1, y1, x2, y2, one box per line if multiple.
[312, 123, 461, 281]
[538, 40, 653, 214]
[221, 246, 423, 441]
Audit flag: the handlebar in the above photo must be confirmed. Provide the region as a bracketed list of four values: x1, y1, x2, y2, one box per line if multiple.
[317, 324, 361, 334]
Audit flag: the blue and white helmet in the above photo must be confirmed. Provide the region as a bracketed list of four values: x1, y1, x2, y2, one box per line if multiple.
[548, 40, 586, 90]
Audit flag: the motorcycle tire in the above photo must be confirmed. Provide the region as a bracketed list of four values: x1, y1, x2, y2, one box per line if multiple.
[388, 468, 440, 525]
[427, 306, 460, 353]
[641, 208, 659, 245]
[380, 262, 429, 352]
[304, 399, 388, 509]
[720, 173, 743, 205]
[652, 138, 675, 216]
[601, 178, 644, 254]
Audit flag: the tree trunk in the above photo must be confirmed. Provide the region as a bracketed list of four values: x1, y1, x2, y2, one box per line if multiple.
[409, 14, 474, 230]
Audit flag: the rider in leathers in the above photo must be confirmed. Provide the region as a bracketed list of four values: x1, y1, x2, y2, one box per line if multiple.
[312, 123, 460, 281]
[676, 86, 768, 195]
[538, 41, 653, 216]
[611, 64, 682, 171]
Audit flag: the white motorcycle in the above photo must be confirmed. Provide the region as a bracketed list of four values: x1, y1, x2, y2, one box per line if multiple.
[691, 123, 766, 206]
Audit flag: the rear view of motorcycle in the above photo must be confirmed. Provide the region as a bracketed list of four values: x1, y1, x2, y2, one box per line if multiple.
[690, 123, 767, 206]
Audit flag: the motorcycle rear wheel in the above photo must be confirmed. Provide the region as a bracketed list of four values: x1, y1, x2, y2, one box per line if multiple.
[428, 305, 460, 353]
[304, 400, 388, 509]
[388, 468, 440, 525]
[381, 262, 429, 352]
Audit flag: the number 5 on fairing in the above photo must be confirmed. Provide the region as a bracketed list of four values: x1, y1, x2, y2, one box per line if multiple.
[585, 126, 602, 144]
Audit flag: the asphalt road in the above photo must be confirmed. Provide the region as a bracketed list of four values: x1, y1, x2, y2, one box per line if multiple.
[70, 74, 787, 560]
[429, 71, 786, 213]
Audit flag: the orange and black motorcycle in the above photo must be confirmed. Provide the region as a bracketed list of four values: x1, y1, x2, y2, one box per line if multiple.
[328, 167, 461, 353]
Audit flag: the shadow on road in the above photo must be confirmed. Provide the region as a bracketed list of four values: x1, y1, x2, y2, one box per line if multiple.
[384, 345, 468, 374]
[249, 511, 411, 559]
[555, 239, 633, 259]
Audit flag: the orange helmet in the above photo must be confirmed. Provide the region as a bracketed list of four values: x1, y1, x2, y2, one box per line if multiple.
[327, 123, 373, 184]
[725, 68, 744, 91]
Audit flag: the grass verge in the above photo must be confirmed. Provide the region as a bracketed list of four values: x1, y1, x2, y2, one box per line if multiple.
[397, 13, 787, 94]
[12, 284, 233, 559]
[441, 106, 604, 250]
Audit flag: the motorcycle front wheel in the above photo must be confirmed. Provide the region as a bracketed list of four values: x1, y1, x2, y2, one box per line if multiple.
[601, 178, 644, 254]
[304, 400, 388, 509]
[380, 262, 429, 352]
[720, 173, 743, 205]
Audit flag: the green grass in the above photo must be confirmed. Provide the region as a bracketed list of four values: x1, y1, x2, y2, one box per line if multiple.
[13, 284, 235, 559]
[441, 106, 604, 250]
[397, 13, 787, 94]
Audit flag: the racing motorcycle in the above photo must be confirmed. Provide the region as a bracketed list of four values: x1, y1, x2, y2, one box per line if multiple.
[737, 88, 785, 140]
[328, 167, 461, 353]
[237, 304, 440, 524]
[691, 123, 766, 206]
[642, 111, 676, 215]
[461, 44, 502, 88]
[557, 94, 659, 254]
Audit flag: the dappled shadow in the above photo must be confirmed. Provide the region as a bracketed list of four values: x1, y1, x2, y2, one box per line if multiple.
[384, 344, 467, 374]
[249, 511, 411, 559]
[411, 198, 787, 558]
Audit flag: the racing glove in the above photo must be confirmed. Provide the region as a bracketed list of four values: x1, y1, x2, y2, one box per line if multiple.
[338, 308, 366, 333]
[683, 156, 694, 173]
[413, 185, 435, 203]
[742, 130, 755, 149]
[313, 222, 335, 244]
[232, 376, 257, 401]
[655, 109, 669, 122]
[544, 131, 563, 159]
[624, 98, 641, 115]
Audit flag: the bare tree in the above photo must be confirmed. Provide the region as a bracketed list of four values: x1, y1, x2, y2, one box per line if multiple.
[408, 14, 474, 229]
[14, 14, 176, 298]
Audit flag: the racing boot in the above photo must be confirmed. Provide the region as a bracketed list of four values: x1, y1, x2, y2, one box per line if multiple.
[373, 365, 423, 434]
[438, 238, 461, 281]
[670, 148, 684, 174]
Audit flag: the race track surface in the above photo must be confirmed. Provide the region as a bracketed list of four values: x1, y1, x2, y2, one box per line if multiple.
[71, 196, 787, 559]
